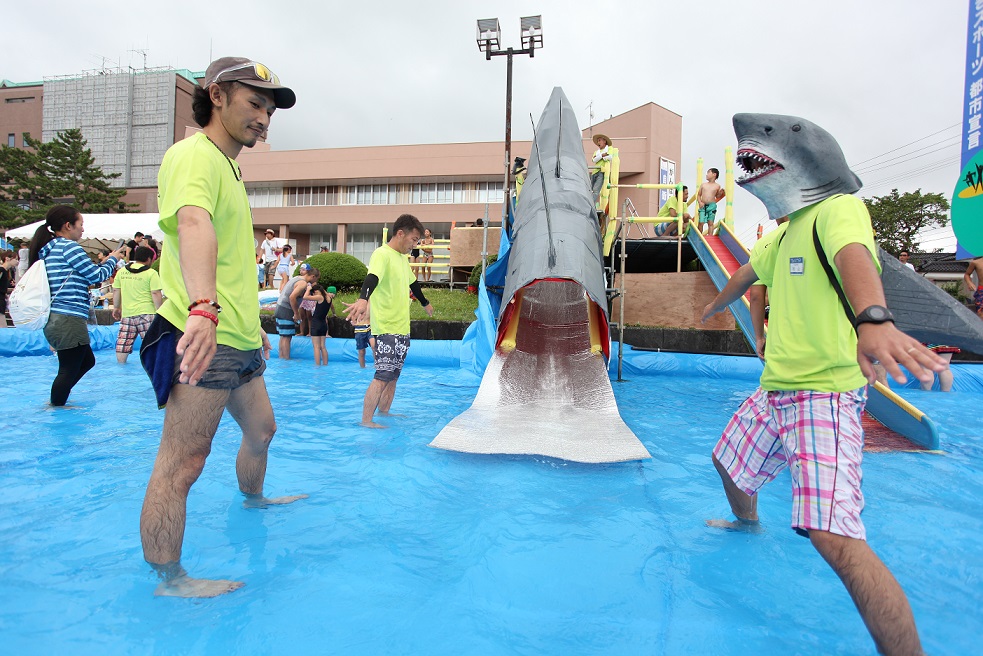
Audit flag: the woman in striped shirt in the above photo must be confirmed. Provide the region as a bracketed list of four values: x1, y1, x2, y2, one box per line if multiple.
[28, 205, 126, 406]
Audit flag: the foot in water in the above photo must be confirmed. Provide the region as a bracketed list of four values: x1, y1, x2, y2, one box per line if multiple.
[243, 493, 309, 508]
[706, 518, 764, 533]
[151, 563, 244, 598]
[360, 420, 387, 429]
[155, 574, 244, 598]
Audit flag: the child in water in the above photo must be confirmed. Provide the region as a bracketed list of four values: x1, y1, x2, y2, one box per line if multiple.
[304, 284, 336, 366]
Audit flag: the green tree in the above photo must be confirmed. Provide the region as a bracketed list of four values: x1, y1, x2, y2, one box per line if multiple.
[862, 188, 950, 256]
[27, 129, 133, 213]
[0, 129, 135, 228]
[0, 140, 52, 227]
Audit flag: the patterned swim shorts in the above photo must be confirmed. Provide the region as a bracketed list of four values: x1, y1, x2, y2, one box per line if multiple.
[712, 387, 868, 540]
[373, 333, 410, 382]
[974, 285, 983, 313]
[116, 313, 155, 353]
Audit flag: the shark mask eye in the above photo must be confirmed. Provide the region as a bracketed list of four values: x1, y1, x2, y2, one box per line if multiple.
[791, 124, 801, 132]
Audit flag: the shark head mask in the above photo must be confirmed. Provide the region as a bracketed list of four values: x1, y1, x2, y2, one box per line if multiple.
[732, 113, 862, 220]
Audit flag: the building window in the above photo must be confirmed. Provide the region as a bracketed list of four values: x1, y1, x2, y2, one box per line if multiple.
[7, 134, 14, 148]
[4, 97, 35, 104]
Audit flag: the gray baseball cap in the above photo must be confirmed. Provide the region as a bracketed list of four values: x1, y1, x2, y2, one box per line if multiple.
[202, 57, 296, 109]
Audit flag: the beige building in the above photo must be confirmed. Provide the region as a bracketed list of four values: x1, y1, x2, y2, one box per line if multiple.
[3, 67, 682, 264]
[230, 100, 682, 261]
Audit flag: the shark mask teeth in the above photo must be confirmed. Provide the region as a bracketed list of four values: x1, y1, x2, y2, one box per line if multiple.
[736, 148, 784, 184]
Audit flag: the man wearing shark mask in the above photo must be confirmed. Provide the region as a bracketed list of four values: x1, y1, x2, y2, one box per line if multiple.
[702, 113, 946, 655]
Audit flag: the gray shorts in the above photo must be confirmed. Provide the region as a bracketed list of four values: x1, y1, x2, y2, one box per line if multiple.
[174, 341, 267, 390]
[44, 312, 90, 351]
[141, 314, 266, 409]
[373, 333, 410, 382]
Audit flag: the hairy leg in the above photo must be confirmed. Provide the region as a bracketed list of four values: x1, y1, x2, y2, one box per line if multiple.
[226, 376, 307, 507]
[706, 454, 760, 530]
[279, 336, 291, 360]
[377, 379, 399, 414]
[810, 530, 922, 655]
[140, 383, 240, 597]
[361, 378, 389, 428]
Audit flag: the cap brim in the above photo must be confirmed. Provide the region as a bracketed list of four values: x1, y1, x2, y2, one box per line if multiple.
[238, 80, 296, 109]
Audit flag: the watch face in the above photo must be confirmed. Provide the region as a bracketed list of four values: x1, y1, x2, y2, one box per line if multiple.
[868, 306, 888, 321]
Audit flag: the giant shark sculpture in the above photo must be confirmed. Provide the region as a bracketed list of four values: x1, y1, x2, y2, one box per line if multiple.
[429, 88, 650, 464]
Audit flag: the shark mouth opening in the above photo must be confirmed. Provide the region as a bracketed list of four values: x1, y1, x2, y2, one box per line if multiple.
[736, 148, 784, 184]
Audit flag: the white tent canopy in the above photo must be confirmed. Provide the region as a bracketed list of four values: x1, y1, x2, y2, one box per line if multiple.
[5, 213, 162, 242]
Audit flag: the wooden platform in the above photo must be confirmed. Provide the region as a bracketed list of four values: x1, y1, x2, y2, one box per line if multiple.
[612, 272, 736, 331]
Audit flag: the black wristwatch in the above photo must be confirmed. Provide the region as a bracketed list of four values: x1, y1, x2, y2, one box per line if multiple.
[853, 305, 895, 328]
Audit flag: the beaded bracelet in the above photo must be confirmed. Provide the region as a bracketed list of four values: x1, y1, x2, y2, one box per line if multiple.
[189, 309, 219, 326]
[188, 298, 223, 314]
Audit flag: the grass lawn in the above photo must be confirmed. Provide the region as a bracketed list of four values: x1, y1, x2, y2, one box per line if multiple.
[260, 288, 479, 323]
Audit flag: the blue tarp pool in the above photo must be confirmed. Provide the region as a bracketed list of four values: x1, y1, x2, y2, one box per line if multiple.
[1, 328, 981, 654]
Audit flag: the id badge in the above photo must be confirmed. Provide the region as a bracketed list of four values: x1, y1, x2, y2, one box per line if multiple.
[789, 257, 804, 275]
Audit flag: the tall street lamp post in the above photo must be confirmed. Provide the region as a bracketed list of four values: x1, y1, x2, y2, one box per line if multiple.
[475, 15, 543, 276]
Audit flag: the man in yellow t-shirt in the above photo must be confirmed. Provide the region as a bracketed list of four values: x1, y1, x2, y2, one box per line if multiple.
[112, 245, 163, 363]
[138, 57, 304, 599]
[344, 214, 435, 428]
[653, 186, 692, 237]
[702, 194, 945, 653]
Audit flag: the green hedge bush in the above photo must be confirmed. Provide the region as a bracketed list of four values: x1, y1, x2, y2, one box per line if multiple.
[295, 252, 368, 291]
[468, 254, 499, 288]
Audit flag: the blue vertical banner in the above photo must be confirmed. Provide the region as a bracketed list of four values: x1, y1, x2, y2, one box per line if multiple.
[953, 0, 983, 258]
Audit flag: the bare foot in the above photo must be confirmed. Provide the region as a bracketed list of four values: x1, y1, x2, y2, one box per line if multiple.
[706, 518, 763, 533]
[361, 421, 387, 429]
[243, 493, 309, 508]
[154, 574, 244, 598]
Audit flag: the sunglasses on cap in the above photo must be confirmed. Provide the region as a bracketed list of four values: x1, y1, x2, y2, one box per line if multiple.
[207, 61, 280, 87]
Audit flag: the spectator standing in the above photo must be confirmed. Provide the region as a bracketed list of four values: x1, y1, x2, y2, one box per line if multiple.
[274, 266, 319, 360]
[260, 229, 278, 288]
[17, 242, 29, 282]
[898, 250, 916, 271]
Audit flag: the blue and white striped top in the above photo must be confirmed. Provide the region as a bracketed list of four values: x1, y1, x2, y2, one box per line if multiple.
[38, 238, 118, 319]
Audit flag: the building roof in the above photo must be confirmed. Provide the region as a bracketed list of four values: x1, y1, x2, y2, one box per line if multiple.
[910, 252, 967, 274]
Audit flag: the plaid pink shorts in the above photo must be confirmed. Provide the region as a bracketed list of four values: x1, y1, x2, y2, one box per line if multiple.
[713, 387, 867, 540]
[116, 313, 155, 354]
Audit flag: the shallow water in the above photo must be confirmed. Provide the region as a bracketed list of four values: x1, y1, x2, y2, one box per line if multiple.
[0, 345, 980, 655]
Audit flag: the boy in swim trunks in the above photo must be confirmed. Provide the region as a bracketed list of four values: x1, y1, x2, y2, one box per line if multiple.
[964, 256, 983, 317]
[696, 168, 726, 235]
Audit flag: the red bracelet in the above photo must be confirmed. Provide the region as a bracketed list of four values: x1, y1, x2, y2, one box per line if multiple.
[189, 309, 219, 325]
[188, 298, 222, 314]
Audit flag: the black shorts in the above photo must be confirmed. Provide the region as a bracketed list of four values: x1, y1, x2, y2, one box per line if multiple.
[410, 249, 420, 258]
[310, 318, 328, 337]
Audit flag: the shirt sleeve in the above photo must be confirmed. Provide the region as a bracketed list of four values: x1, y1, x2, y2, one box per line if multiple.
[817, 195, 881, 276]
[158, 140, 219, 222]
[750, 233, 779, 288]
[64, 241, 117, 284]
[149, 269, 163, 291]
[366, 248, 386, 279]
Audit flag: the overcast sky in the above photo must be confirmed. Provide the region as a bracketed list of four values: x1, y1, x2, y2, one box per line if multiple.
[3, 0, 970, 249]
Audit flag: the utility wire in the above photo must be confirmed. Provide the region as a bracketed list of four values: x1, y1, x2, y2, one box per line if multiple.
[849, 123, 961, 168]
